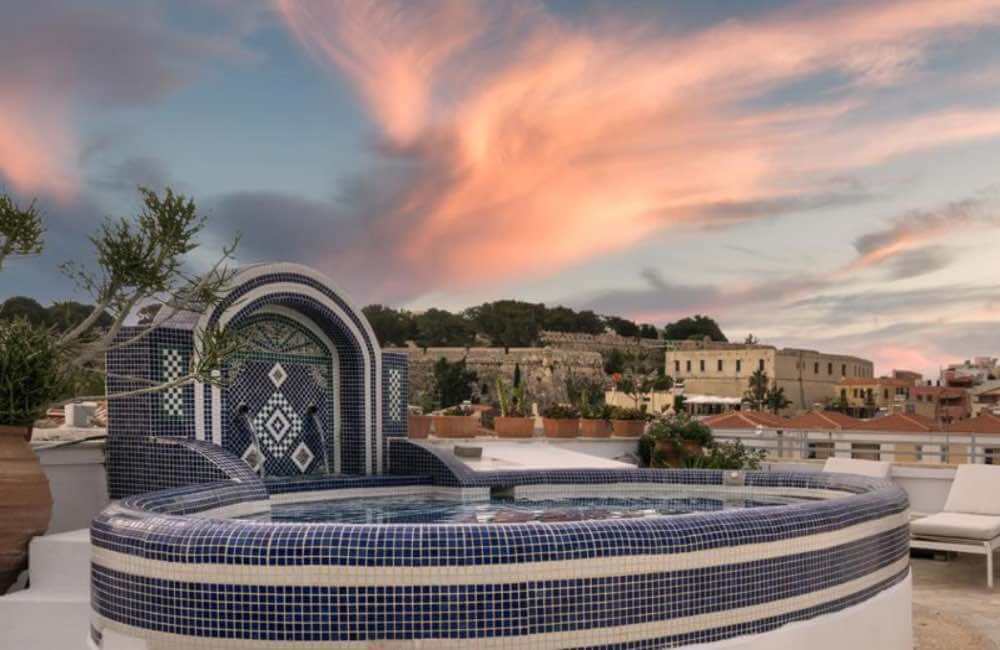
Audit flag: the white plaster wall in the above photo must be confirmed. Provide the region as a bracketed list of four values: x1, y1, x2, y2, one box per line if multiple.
[35, 441, 109, 534]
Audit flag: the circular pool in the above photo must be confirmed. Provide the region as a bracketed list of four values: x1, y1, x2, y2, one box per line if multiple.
[248, 491, 812, 524]
[89, 467, 911, 650]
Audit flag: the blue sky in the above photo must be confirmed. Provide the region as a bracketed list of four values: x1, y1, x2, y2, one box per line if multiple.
[2, 0, 999, 376]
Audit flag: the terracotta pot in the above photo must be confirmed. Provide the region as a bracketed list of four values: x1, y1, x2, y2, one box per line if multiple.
[494, 417, 535, 438]
[432, 415, 478, 438]
[578, 419, 612, 438]
[0, 425, 53, 594]
[654, 439, 704, 468]
[408, 415, 432, 439]
[543, 418, 579, 438]
[611, 419, 646, 437]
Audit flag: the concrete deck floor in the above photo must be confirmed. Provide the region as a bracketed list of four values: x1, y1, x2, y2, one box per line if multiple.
[912, 554, 1000, 649]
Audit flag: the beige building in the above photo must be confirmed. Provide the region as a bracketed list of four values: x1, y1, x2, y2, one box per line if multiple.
[665, 340, 873, 413]
[836, 376, 914, 418]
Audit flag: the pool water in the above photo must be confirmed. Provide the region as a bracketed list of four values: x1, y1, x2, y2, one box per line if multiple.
[251, 492, 811, 524]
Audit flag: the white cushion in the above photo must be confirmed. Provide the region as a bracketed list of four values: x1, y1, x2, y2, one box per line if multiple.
[944, 464, 1000, 516]
[911, 512, 1000, 541]
[822, 457, 891, 478]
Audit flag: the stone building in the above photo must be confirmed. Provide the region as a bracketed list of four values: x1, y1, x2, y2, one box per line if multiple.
[665, 340, 874, 413]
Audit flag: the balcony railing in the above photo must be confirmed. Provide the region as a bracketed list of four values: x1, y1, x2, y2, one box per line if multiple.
[711, 428, 1000, 465]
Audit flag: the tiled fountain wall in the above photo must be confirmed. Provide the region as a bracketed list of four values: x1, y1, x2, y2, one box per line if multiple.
[105, 263, 408, 498]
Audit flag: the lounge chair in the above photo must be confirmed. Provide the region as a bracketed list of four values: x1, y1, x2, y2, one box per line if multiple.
[822, 457, 892, 479]
[910, 464, 1000, 587]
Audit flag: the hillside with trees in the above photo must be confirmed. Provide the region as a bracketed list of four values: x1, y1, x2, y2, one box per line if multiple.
[361, 301, 727, 349]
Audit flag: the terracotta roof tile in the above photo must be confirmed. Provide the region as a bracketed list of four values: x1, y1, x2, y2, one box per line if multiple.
[854, 413, 939, 433]
[784, 410, 862, 430]
[702, 411, 785, 430]
[947, 412, 1000, 434]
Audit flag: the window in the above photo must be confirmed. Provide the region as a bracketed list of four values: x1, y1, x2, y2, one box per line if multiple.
[808, 442, 834, 460]
[759, 359, 765, 372]
[717, 359, 723, 372]
[883, 389, 889, 399]
[686, 360, 692, 372]
[986, 448, 1000, 465]
[841, 364, 846, 376]
[736, 360, 742, 373]
[851, 443, 880, 461]
[852, 389, 858, 398]
[827, 362, 833, 375]
[699, 359, 705, 372]
[675, 360, 680, 373]
[814, 362, 819, 374]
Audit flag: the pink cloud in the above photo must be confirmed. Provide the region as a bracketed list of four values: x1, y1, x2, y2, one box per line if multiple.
[275, 0, 1000, 301]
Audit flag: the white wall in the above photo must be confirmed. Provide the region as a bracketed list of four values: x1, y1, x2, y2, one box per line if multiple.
[35, 442, 109, 534]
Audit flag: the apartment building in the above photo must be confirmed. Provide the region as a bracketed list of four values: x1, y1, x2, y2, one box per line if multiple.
[836, 376, 914, 418]
[910, 385, 971, 424]
[665, 340, 873, 413]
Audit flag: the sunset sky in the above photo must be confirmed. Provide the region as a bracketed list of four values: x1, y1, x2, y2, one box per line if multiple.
[2, 0, 999, 377]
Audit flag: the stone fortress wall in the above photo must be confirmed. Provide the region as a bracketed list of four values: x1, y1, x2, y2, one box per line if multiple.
[383, 345, 605, 408]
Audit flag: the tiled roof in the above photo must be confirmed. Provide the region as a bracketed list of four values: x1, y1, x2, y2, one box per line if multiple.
[854, 413, 939, 433]
[702, 411, 786, 430]
[947, 412, 1000, 434]
[784, 410, 862, 430]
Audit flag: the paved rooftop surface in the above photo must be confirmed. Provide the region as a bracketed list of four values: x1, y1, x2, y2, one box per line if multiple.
[912, 554, 1000, 649]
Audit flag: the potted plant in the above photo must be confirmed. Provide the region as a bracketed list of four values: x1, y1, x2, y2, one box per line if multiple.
[493, 377, 534, 438]
[579, 403, 613, 438]
[0, 318, 58, 593]
[542, 403, 580, 438]
[408, 410, 432, 439]
[682, 440, 767, 470]
[433, 404, 479, 438]
[646, 414, 713, 468]
[609, 406, 648, 437]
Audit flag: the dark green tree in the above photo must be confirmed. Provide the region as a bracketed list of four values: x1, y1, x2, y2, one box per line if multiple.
[638, 324, 659, 339]
[362, 304, 416, 346]
[604, 316, 640, 338]
[47, 301, 113, 333]
[764, 383, 791, 414]
[603, 349, 626, 375]
[663, 315, 727, 342]
[414, 309, 474, 347]
[465, 300, 542, 348]
[0, 296, 48, 326]
[745, 369, 769, 410]
[432, 358, 478, 408]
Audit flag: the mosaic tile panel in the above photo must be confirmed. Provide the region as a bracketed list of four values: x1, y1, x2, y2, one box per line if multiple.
[105, 264, 391, 496]
[90, 469, 910, 648]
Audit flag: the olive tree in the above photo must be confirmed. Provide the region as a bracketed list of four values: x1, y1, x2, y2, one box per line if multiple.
[0, 187, 244, 409]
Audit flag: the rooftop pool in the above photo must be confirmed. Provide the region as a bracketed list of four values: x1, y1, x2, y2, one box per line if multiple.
[89, 440, 912, 650]
[248, 492, 814, 524]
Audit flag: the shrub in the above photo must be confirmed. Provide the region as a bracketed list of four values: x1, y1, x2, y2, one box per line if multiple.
[609, 406, 648, 421]
[580, 404, 613, 420]
[647, 414, 713, 447]
[542, 403, 580, 419]
[433, 358, 478, 408]
[683, 440, 766, 470]
[0, 318, 65, 426]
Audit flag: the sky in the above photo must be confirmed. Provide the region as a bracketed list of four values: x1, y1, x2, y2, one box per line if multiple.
[1, 0, 999, 378]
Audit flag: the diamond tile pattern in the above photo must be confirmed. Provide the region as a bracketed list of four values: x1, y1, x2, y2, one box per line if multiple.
[267, 362, 288, 388]
[291, 441, 315, 473]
